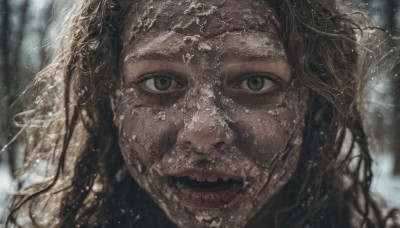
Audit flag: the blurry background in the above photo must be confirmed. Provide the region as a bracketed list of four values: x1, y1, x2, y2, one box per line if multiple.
[0, 0, 399, 222]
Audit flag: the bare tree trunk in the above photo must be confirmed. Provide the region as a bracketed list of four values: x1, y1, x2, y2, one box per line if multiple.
[393, 63, 400, 174]
[386, 0, 400, 174]
[0, 0, 30, 178]
[1, 0, 12, 169]
[392, 61, 400, 174]
[0, 0, 4, 165]
[39, 2, 54, 68]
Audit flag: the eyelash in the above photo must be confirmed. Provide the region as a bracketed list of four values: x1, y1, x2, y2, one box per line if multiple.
[250, 91, 276, 100]
[135, 72, 175, 84]
[134, 72, 179, 97]
[132, 72, 283, 99]
[137, 88, 159, 98]
[236, 73, 281, 89]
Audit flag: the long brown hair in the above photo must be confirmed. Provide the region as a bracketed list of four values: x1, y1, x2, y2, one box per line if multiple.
[6, 0, 400, 227]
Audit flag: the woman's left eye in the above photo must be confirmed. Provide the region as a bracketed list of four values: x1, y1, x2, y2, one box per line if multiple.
[239, 75, 276, 92]
[143, 75, 178, 92]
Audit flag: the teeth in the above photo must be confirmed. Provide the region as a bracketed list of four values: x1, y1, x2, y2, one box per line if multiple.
[182, 174, 240, 183]
[188, 176, 197, 181]
[188, 175, 206, 181]
[206, 176, 218, 182]
[187, 175, 224, 182]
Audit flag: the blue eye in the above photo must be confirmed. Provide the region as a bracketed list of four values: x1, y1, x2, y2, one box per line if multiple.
[240, 75, 275, 92]
[144, 75, 177, 92]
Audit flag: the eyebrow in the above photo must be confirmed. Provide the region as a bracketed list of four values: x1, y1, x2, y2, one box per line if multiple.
[124, 51, 186, 63]
[219, 52, 286, 63]
[124, 49, 286, 64]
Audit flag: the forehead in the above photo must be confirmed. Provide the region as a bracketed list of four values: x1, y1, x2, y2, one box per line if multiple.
[121, 0, 284, 64]
[123, 0, 279, 42]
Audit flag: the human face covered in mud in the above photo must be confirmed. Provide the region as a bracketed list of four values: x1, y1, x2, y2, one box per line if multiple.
[112, 0, 308, 227]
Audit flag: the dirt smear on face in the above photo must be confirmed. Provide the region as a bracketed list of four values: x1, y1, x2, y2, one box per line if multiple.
[113, 0, 308, 227]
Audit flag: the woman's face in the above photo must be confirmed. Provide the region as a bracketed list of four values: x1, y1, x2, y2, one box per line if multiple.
[112, 0, 307, 227]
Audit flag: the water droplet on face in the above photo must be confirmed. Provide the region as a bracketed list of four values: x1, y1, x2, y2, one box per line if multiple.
[137, 163, 144, 173]
[267, 109, 279, 116]
[198, 42, 212, 51]
[119, 115, 125, 123]
[154, 111, 166, 121]
[116, 89, 123, 97]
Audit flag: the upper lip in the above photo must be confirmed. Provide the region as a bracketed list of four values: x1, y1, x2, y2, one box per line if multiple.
[168, 169, 243, 183]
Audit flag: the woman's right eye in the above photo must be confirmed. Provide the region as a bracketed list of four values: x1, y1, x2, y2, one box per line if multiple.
[239, 75, 276, 92]
[138, 73, 178, 93]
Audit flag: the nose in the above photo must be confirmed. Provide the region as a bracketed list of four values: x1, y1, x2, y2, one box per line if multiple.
[177, 90, 234, 153]
[178, 111, 234, 153]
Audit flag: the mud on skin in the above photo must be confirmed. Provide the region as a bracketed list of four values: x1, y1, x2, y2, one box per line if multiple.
[112, 0, 309, 227]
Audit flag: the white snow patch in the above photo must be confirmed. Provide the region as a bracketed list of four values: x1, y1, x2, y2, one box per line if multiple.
[0, 163, 16, 223]
[371, 152, 400, 208]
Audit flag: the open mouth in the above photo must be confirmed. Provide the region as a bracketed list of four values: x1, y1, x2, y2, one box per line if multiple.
[170, 171, 244, 209]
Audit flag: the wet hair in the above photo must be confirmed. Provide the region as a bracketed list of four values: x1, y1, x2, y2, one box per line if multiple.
[6, 0, 400, 227]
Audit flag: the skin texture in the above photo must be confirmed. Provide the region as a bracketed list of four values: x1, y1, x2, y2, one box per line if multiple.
[112, 0, 308, 227]
[8, 0, 400, 227]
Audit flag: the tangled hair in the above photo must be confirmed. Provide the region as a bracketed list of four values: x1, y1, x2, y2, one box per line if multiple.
[6, 0, 400, 227]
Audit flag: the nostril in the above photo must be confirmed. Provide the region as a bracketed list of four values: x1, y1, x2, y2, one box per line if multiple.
[177, 112, 234, 152]
[214, 141, 225, 150]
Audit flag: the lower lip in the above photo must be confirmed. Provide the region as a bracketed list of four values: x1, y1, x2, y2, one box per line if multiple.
[173, 181, 242, 209]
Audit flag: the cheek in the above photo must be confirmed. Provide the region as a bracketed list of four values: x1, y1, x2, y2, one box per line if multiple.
[224, 88, 306, 191]
[232, 107, 304, 198]
[112, 96, 183, 174]
[230, 108, 301, 164]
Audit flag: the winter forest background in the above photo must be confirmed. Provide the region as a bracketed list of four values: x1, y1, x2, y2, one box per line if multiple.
[0, 0, 399, 224]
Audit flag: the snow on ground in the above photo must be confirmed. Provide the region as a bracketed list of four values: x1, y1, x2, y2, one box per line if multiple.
[371, 152, 400, 208]
[0, 162, 16, 224]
